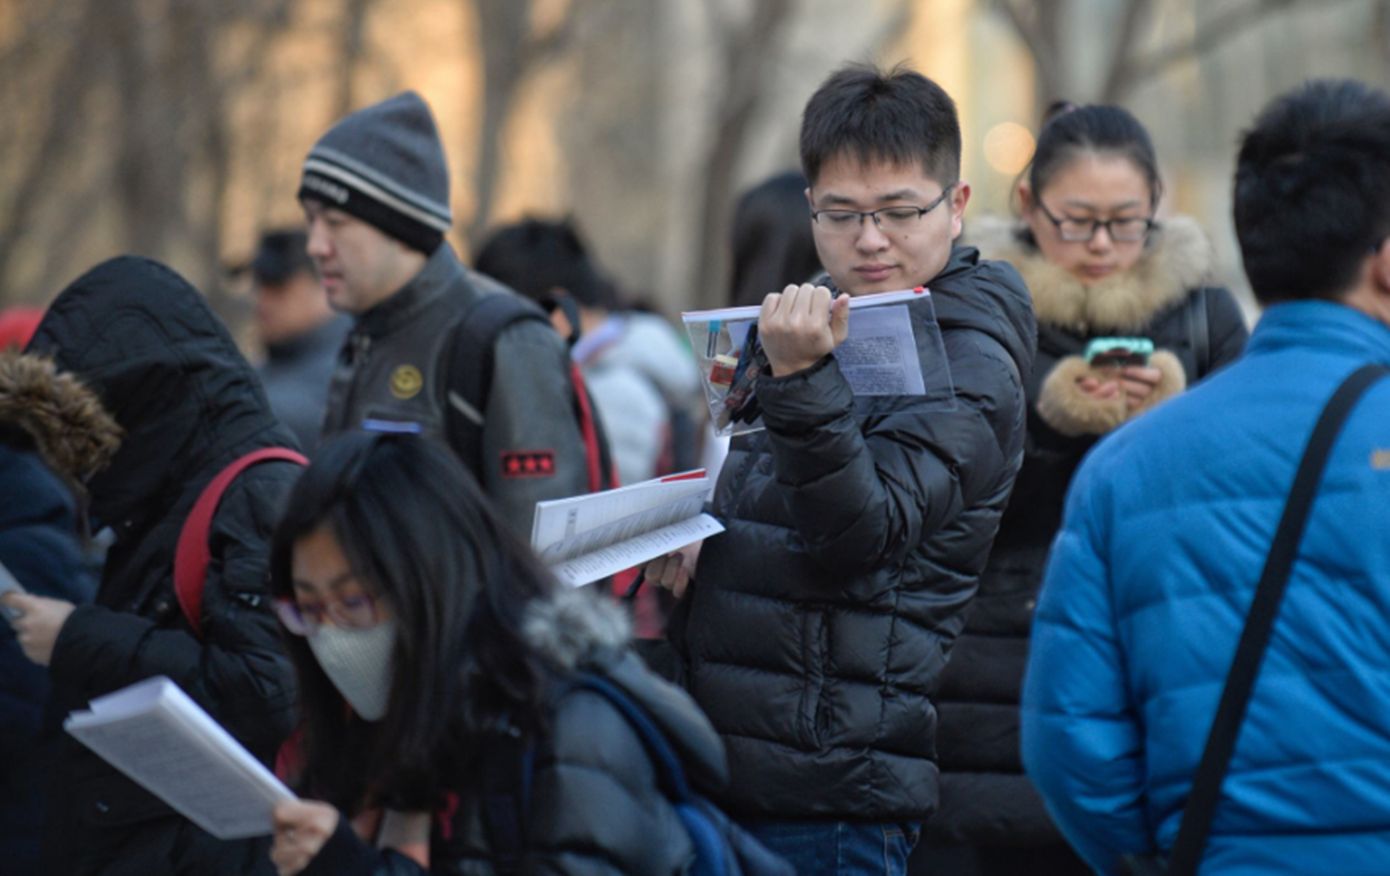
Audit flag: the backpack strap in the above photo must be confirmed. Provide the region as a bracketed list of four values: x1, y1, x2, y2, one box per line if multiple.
[444, 292, 552, 478]
[445, 291, 617, 493]
[1165, 363, 1388, 874]
[569, 671, 694, 802]
[1186, 286, 1211, 378]
[173, 447, 308, 639]
[478, 728, 536, 876]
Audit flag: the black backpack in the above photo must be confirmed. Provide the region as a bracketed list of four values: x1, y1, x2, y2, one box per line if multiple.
[443, 292, 618, 493]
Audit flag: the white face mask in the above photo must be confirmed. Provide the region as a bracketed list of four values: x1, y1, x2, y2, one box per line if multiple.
[306, 620, 397, 721]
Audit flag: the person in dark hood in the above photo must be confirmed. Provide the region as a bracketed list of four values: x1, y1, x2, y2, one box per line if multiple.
[644, 65, 1036, 874]
[8, 256, 301, 875]
[0, 351, 118, 875]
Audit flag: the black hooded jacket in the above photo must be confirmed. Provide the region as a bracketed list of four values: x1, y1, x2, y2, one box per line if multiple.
[27, 257, 300, 875]
[676, 245, 1036, 822]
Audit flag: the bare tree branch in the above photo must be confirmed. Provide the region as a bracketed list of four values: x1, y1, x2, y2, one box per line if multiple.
[335, 0, 377, 116]
[689, 0, 796, 309]
[1115, 0, 1354, 97]
[1100, 0, 1155, 102]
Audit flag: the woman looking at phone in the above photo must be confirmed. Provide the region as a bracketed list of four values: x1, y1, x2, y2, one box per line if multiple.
[266, 430, 739, 875]
[916, 104, 1249, 875]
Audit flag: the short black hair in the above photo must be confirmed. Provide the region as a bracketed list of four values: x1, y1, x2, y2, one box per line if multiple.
[729, 171, 821, 308]
[800, 64, 961, 187]
[1234, 79, 1390, 305]
[475, 218, 611, 309]
[1027, 103, 1163, 208]
[251, 229, 314, 286]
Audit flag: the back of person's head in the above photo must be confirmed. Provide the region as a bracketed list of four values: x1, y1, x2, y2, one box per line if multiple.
[1234, 79, 1390, 305]
[729, 171, 822, 308]
[475, 218, 611, 309]
[1026, 102, 1163, 208]
[270, 429, 555, 809]
[800, 63, 961, 187]
[251, 229, 314, 287]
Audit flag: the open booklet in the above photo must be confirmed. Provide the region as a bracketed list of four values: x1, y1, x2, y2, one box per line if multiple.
[65, 676, 296, 839]
[682, 287, 951, 437]
[531, 470, 724, 588]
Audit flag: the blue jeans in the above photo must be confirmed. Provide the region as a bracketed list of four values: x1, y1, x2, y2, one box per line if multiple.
[741, 819, 922, 876]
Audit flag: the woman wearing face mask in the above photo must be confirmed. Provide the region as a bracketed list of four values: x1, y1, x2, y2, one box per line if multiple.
[266, 430, 743, 875]
[915, 104, 1250, 875]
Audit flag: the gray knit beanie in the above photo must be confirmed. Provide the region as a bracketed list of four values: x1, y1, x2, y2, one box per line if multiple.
[299, 91, 452, 253]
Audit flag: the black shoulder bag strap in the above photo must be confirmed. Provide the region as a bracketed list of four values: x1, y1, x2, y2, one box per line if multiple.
[1187, 286, 1211, 378]
[1165, 363, 1389, 875]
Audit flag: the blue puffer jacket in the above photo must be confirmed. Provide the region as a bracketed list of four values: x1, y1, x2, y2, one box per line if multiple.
[1021, 301, 1390, 875]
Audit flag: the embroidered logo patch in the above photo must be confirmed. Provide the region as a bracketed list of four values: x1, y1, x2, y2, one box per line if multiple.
[501, 451, 556, 479]
[1373, 449, 1390, 470]
[389, 364, 423, 400]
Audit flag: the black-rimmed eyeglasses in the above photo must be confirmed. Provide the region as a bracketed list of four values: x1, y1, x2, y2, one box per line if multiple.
[1034, 200, 1155, 243]
[811, 183, 957, 235]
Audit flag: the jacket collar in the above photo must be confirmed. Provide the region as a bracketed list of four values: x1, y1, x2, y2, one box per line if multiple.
[354, 244, 466, 338]
[970, 214, 1214, 333]
[1247, 300, 1390, 364]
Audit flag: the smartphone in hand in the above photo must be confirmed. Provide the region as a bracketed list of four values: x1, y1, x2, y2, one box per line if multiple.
[1085, 337, 1154, 368]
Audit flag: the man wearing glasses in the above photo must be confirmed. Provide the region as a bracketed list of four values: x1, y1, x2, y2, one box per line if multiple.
[651, 65, 1035, 874]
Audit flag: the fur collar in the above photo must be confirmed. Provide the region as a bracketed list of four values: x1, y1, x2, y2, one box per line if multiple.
[970, 214, 1214, 333]
[0, 351, 121, 483]
[522, 585, 631, 671]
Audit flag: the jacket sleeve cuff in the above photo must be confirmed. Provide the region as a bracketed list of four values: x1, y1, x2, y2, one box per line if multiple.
[48, 604, 156, 692]
[756, 355, 853, 436]
[1034, 355, 1128, 436]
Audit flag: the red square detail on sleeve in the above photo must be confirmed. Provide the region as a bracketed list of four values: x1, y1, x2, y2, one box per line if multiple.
[501, 450, 556, 479]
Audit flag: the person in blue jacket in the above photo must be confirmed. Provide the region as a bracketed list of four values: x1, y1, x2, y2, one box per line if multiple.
[1021, 78, 1390, 874]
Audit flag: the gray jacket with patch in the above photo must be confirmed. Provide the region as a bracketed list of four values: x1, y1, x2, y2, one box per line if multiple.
[321, 244, 589, 535]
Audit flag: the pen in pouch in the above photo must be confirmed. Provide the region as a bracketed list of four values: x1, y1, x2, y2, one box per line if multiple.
[622, 571, 645, 600]
[706, 320, 721, 358]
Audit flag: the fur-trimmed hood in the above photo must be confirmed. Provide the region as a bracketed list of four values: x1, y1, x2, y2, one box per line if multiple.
[969, 214, 1214, 333]
[0, 351, 121, 484]
[522, 585, 631, 671]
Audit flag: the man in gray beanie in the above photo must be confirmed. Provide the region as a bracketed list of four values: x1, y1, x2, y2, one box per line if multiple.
[300, 91, 590, 536]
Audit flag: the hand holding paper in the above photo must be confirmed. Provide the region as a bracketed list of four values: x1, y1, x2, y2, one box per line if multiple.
[759, 284, 851, 377]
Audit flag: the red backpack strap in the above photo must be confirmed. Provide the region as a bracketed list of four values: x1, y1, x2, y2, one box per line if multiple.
[174, 447, 308, 639]
[568, 361, 618, 493]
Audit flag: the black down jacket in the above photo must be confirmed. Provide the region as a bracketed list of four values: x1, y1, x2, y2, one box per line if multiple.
[677, 245, 1036, 822]
[925, 218, 1248, 850]
[27, 257, 301, 875]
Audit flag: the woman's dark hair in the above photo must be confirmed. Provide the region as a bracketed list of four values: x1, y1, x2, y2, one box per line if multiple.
[269, 430, 557, 811]
[729, 171, 822, 308]
[1025, 103, 1164, 208]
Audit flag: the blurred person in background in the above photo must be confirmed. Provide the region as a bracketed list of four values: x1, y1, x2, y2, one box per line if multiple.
[0, 352, 116, 876]
[0, 306, 44, 350]
[6, 256, 301, 875]
[1022, 79, 1390, 874]
[264, 431, 765, 874]
[300, 92, 589, 538]
[250, 229, 350, 453]
[475, 218, 670, 486]
[916, 104, 1248, 874]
